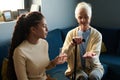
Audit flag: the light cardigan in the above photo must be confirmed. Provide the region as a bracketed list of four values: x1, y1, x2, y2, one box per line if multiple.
[13, 39, 55, 80]
[62, 26, 104, 76]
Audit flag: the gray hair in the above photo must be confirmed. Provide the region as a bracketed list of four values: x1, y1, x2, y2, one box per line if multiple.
[75, 2, 92, 18]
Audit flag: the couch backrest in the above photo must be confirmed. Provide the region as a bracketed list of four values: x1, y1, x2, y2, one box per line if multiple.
[46, 26, 76, 60]
[0, 21, 15, 80]
[95, 27, 120, 55]
[60, 26, 75, 42]
[46, 29, 63, 60]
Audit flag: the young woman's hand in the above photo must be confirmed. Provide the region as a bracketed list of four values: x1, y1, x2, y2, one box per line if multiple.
[54, 53, 67, 65]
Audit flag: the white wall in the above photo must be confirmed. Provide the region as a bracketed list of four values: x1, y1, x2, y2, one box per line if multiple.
[0, 21, 16, 41]
[32, 0, 41, 5]
[33, 0, 79, 31]
[33, 0, 120, 29]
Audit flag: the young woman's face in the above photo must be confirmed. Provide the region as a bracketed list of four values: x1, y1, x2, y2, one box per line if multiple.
[75, 8, 91, 26]
[34, 18, 48, 39]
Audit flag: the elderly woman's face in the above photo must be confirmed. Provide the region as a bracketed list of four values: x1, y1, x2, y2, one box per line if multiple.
[75, 8, 91, 26]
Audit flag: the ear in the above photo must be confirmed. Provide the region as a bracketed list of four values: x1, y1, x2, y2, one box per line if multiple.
[30, 27, 36, 33]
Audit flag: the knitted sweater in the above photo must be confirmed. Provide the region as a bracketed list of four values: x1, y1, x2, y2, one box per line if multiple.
[62, 26, 104, 76]
[13, 39, 54, 80]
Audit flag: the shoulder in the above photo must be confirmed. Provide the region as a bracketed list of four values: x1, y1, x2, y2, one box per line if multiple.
[13, 47, 25, 58]
[68, 27, 78, 33]
[38, 38, 48, 49]
[14, 41, 26, 53]
[39, 38, 48, 46]
[90, 26, 102, 38]
[67, 27, 78, 36]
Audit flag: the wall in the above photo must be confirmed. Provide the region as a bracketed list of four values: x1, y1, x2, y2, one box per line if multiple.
[0, 21, 16, 41]
[24, 0, 32, 10]
[83, 0, 120, 28]
[40, 0, 79, 31]
[33, 0, 120, 29]
[32, 0, 41, 5]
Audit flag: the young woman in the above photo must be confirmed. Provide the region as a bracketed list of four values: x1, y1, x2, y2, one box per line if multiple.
[7, 12, 67, 80]
[62, 2, 104, 80]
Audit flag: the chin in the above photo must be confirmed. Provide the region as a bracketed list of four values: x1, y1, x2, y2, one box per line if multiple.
[40, 35, 47, 39]
[43, 36, 47, 39]
[81, 24, 88, 26]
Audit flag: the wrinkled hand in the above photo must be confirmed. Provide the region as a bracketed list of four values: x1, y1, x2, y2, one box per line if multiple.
[72, 37, 83, 45]
[83, 52, 96, 58]
[54, 53, 67, 65]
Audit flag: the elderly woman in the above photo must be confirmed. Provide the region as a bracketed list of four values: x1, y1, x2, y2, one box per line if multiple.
[62, 2, 104, 80]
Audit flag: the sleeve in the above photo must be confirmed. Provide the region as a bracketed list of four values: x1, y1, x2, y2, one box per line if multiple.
[89, 30, 103, 68]
[45, 60, 56, 70]
[90, 31, 102, 56]
[62, 30, 75, 56]
[13, 48, 28, 80]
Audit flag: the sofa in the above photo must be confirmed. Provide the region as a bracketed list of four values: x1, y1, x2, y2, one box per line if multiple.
[96, 26, 120, 80]
[0, 22, 120, 80]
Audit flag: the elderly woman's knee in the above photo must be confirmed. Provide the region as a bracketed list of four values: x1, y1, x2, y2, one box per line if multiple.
[89, 74, 101, 80]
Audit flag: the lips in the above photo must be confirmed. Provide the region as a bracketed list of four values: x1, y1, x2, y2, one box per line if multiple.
[81, 22, 86, 24]
[81, 23, 87, 26]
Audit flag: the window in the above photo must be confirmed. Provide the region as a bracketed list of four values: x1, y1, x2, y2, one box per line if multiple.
[0, 0, 24, 11]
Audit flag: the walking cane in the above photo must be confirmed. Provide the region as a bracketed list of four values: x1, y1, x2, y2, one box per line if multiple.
[72, 39, 77, 80]
[71, 38, 85, 80]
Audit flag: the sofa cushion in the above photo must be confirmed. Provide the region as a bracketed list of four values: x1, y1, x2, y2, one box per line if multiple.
[100, 54, 120, 80]
[46, 29, 63, 60]
[100, 54, 120, 67]
[0, 40, 11, 79]
[46, 62, 68, 80]
[1, 58, 8, 80]
[100, 54, 120, 75]
[102, 63, 108, 79]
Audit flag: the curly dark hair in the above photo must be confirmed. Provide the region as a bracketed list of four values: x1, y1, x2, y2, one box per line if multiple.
[7, 11, 45, 80]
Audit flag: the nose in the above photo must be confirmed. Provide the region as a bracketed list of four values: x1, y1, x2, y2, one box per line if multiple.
[81, 18, 85, 22]
[45, 26, 48, 32]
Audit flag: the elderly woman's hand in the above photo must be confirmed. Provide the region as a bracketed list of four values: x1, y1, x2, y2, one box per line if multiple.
[72, 37, 83, 45]
[83, 52, 96, 58]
